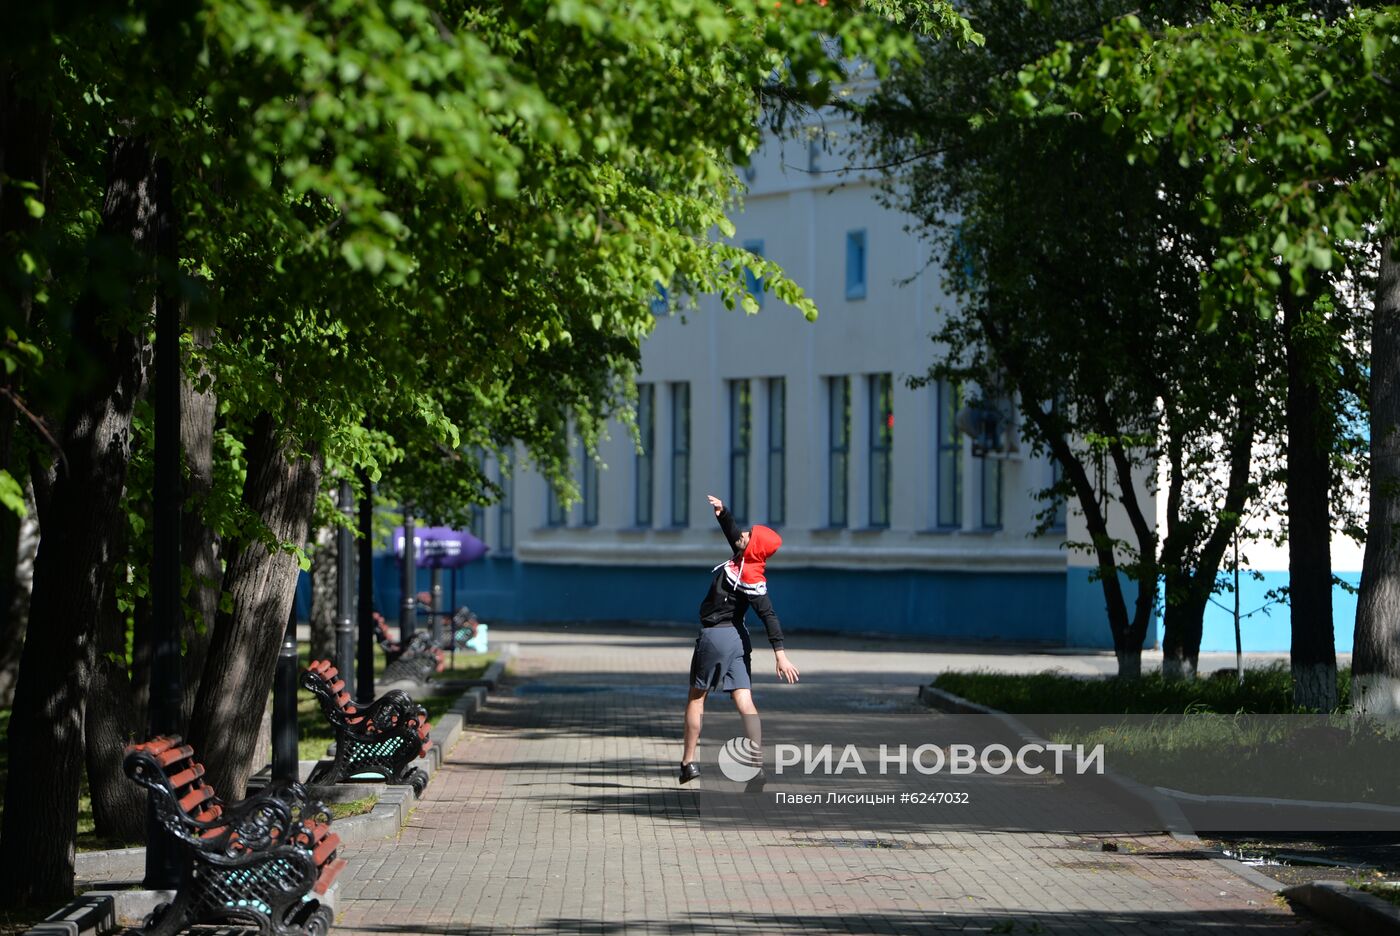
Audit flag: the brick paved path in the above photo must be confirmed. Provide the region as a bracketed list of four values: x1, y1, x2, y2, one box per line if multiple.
[334, 625, 1340, 935]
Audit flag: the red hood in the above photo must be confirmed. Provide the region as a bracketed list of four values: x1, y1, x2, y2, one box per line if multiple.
[732, 524, 782, 585]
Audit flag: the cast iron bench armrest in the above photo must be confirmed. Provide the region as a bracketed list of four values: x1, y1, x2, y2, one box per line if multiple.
[302, 659, 432, 794]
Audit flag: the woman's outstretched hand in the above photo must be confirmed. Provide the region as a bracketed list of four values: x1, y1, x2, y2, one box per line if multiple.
[706, 494, 724, 517]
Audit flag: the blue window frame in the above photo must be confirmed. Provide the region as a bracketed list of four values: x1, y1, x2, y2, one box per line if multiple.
[671, 382, 691, 526]
[743, 239, 765, 308]
[937, 379, 963, 528]
[729, 380, 751, 524]
[981, 457, 1003, 530]
[580, 437, 598, 527]
[498, 454, 514, 553]
[828, 376, 850, 527]
[636, 384, 654, 526]
[546, 483, 566, 527]
[869, 374, 892, 527]
[767, 377, 786, 526]
[846, 230, 867, 300]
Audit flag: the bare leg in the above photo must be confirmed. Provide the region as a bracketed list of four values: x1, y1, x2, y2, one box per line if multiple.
[682, 688, 707, 764]
[730, 688, 762, 767]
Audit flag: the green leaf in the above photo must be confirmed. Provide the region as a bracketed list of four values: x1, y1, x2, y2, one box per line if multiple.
[0, 470, 25, 517]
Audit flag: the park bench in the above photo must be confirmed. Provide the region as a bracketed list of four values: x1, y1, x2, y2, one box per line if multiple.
[123, 735, 345, 936]
[448, 606, 489, 653]
[373, 611, 444, 684]
[301, 659, 432, 794]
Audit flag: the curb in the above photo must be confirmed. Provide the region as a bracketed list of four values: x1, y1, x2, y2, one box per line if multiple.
[53, 646, 518, 934]
[1282, 881, 1400, 935]
[916, 683, 1281, 897]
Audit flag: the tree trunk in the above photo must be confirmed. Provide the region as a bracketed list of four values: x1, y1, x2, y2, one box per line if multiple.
[0, 136, 158, 903]
[1354, 239, 1400, 714]
[187, 414, 321, 800]
[179, 324, 219, 731]
[0, 487, 38, 706]
[309, 525, 336, 663]
[1160, 414, 1256, 681]
[84, 590, 147, 843]
[1285, 286, 1338, 711]
[0, 55, 52, 711]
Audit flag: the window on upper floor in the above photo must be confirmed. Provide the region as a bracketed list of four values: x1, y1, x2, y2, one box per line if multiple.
[846, 230, 867, 301]
[743, 239, 765, 309]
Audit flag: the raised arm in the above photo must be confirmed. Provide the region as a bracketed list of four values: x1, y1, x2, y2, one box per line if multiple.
[707, 494, 745, 552]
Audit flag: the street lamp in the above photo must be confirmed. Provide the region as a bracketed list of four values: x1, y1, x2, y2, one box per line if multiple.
[335, 480, 355, 700]
[400, 505, 417, 641]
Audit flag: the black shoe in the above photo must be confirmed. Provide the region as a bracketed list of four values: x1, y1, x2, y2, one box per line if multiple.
[744, 771, 767, 794]
[679, 762, 701, 784]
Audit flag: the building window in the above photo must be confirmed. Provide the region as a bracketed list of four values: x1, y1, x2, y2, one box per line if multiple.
[729, 380, 752, 523]
[869, 374, 892, 527]
[937, 379, 963, 528]
[636, 384, 654, 526]
[846, 230, 867, 300]
[768, 377, 786, 526]
[981, 456, 1003, 530]
[498, 454, 514, 553]
[828, 376, 850, 527]
[743, 239, 765, 309]
[469, 447, 486, 540]
[546, 482, 566, 527]
[671, 382, 691, 526]
[580, 437, 598, 527]
[650, 283, 668, 317]
[1050, 457, 1067, 531]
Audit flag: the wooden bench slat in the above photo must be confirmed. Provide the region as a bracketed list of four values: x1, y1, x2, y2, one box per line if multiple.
[310, 831, 341, 866]
[179, 784, 216, 814]
[314, 857, 348, 895]
[168, 763, 206, 788]
[156, 744, 195, 768]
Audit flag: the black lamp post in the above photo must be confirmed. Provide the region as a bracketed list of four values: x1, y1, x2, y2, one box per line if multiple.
[430, 568, 443, 647]
[400, 505, 417, 641]
[356, 471, 375, 705]
[271, 604, 299, 783]
[335, 480, 355, 699]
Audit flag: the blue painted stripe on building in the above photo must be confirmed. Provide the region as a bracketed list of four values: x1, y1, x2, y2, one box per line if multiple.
[354, 556, 1065, 644]
[295, 557, 1359, 653]
[1189, 570, 1358, 654]
[1065, 568, 1158, 651]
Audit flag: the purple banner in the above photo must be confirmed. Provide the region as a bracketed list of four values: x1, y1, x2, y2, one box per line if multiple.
[392, 526, 488, 568]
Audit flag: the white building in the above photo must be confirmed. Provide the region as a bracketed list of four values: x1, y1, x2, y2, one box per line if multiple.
[437, 127, 1361, 654]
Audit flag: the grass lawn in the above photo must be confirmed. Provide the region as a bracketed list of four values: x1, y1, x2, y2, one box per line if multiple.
[1356, 881, 1400, 907]
[929, 664, 1400, 802]
[931, 662, 1353, 715]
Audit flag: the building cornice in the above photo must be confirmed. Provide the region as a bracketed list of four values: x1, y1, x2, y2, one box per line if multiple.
[514, 539, 1065, 573]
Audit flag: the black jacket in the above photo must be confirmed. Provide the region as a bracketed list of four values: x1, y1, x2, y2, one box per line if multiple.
[697, 508, 784, 648]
